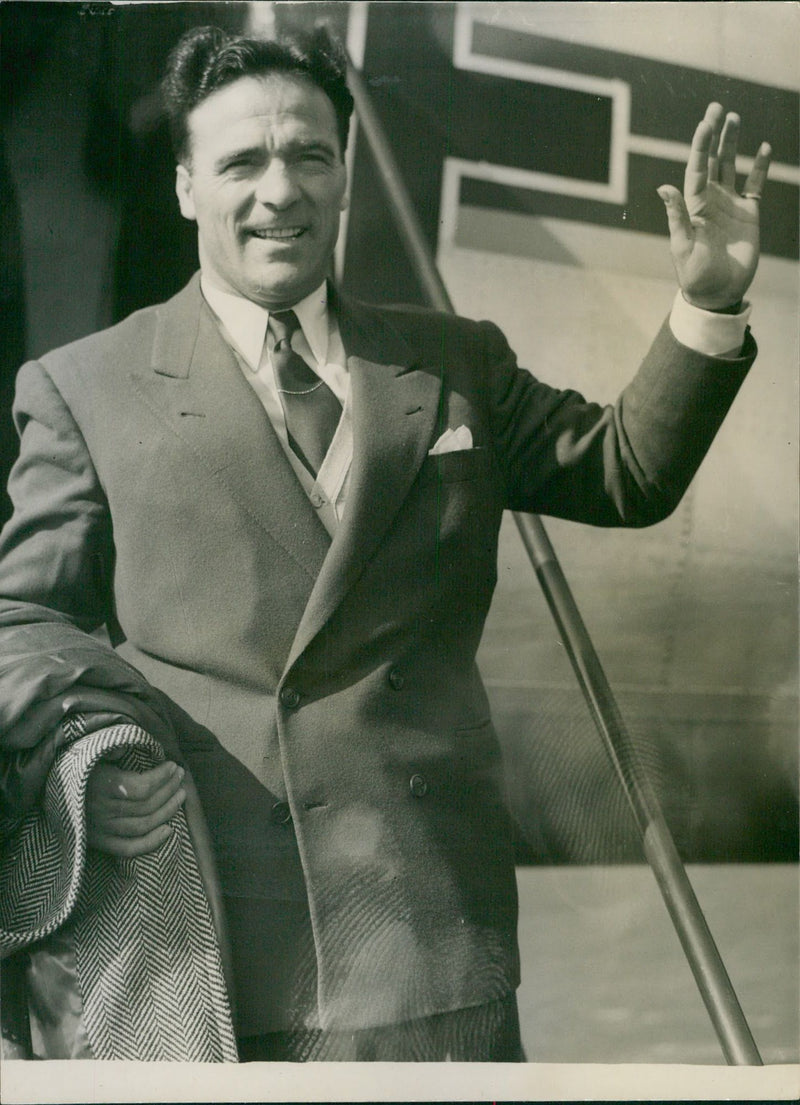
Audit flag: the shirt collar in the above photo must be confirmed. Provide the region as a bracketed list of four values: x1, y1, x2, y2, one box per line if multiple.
[200, 275, 330, 371]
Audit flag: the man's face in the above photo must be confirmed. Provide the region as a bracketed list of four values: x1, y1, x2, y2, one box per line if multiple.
[175, 73, 348, 310]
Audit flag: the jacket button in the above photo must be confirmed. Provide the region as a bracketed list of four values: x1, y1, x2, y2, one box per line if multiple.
[280, 686, 300, 709]
[409, 774, 428, 798]
[388, 667, 405, 691]
[270, 801, 292, 825]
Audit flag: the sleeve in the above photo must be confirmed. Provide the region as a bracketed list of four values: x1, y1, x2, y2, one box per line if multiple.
[0, 358, 175, 817]
[0, 358, 115, 631]
[485, 315, 757, 527]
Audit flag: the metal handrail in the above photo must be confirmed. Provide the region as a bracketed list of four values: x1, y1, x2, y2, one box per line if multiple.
[345, 53, 763, 1066]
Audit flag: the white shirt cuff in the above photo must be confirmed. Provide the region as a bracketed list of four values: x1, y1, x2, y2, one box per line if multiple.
[669, 291, 751, 357]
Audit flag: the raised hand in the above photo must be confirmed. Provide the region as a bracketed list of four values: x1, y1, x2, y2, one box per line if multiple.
[657, 103, 771, 310]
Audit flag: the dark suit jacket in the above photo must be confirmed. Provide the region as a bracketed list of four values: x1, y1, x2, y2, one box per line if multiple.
[0, 273, 756, 1030]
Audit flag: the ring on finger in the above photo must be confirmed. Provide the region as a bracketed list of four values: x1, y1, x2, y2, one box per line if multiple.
[742, 192, 761, 201]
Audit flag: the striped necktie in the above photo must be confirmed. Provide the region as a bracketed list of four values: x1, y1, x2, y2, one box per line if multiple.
[268, 310, 342, 477]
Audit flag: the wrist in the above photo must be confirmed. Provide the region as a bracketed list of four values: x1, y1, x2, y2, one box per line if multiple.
[707, 300, 744, 315]
[681, 292, 744, 315]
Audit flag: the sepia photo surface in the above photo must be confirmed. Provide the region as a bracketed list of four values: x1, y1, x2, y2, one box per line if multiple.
[1, 1, 797, 1101]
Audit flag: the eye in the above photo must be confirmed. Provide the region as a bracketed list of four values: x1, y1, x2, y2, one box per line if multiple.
[220, 154, 260, 175]
[297, 147, 335, 167]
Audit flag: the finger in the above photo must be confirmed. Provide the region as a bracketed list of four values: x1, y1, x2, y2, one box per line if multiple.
[91, 758, 183, 802]
[100, 773, 185, 826]
[657, 185, 694, 261]
[102, 786, 186, 838]
[88, 821, 174, 858]
[707, 152, 719, 185]
[684, 118, 714, 200]
[741, 141, 772, 200]
[97, 766, 185, 818]
[703, 102, 724, 182]
[116, 760, 184, 802]
[717, 112, 740, 190]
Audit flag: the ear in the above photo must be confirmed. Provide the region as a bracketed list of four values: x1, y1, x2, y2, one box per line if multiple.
[175, 164, 196, 221]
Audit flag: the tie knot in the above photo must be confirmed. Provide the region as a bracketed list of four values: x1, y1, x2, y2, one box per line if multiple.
[268, 310, 301, 348]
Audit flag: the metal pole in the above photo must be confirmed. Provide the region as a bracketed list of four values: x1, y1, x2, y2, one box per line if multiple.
[515, 515, 762, 1065]
[345, 55, 763, 1066]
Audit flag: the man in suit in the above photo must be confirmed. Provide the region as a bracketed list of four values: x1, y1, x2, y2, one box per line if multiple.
[0, 25, 771, 1060]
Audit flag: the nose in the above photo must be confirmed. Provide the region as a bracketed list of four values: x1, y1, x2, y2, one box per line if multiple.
[253, 161, 300, 209]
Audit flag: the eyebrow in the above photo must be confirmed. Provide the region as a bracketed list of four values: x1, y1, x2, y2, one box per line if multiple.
[213, 138, 339, 172]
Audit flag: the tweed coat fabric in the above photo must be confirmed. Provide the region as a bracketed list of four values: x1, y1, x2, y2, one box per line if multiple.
[0, 721, 237, 1061]
[0, 274, 757, 1032]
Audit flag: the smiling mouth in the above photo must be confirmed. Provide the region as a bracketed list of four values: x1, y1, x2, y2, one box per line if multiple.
[250, 227, 306, 241]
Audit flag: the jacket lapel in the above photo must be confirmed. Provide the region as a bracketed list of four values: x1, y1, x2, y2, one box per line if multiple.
[130, 275, 331, 585]
[132, 276, 442, 668]
[286, 293, 441, 669]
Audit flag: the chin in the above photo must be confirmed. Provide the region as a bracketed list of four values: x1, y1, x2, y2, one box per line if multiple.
[249, 269, 319, 309]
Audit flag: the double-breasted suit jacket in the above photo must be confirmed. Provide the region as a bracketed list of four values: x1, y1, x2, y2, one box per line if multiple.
[0, 273, 756, 1028]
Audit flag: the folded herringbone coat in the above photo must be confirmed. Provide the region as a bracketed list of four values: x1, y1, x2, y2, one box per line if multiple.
[1, 721, 237, 1061]
[0, 625, 237, 1061]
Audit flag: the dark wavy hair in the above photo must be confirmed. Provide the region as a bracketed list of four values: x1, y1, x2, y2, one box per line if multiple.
[162, 24, 354, 163]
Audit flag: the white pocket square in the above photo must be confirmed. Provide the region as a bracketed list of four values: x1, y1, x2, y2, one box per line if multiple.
[428, 425, 473, 455]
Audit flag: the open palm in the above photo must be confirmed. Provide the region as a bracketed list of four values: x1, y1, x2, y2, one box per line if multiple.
[659, 104, 771, 311]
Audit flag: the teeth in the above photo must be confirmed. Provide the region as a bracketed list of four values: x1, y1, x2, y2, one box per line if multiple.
[252, 228, 303, 239]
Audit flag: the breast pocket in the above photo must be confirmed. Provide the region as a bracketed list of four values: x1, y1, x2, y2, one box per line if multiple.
[418, 446, 493, 486]
[409, 446, 502, 591]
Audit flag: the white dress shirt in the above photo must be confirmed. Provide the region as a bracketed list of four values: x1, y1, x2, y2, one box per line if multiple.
[201, 275, 751, 536]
